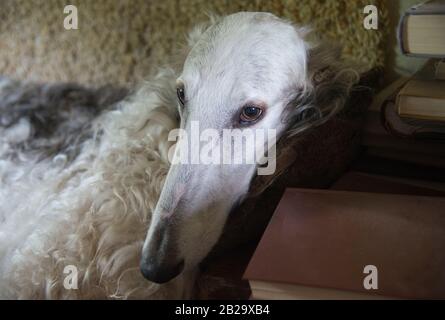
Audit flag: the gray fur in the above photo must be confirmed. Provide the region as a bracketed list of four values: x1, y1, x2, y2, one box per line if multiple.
[0, 77, 128, 162]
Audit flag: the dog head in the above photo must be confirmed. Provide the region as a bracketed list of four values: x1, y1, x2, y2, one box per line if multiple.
[140, 12, 357, 284]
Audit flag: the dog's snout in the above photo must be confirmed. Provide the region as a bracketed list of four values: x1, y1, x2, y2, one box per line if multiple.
[140, 218, 184, 283]
[140, 259, 184, 284]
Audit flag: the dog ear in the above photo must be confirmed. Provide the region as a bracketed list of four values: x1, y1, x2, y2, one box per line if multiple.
[287, 42, 359, 136]
[308, 42, 359, 117]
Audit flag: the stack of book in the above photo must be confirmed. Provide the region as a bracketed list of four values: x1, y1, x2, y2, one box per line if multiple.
[363, 0, 445, 171]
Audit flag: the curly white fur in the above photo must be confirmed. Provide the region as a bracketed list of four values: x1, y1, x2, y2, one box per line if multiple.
[0, 69, 195, 299]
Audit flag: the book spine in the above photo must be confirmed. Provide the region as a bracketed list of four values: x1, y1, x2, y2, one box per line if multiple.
[398, 1, 445, 58]
[398, 12, 410, 56]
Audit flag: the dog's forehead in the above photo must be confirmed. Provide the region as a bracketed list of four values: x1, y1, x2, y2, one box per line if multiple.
[179, 13, 309, 127]
[182, 13, 307, 97]
[186, 14, 301, 68]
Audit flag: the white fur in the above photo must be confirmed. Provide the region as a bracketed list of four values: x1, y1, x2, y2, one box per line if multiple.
[0, 69, 194, 299]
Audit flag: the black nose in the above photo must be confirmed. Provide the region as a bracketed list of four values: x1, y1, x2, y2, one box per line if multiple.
[140, 259, 185, 284]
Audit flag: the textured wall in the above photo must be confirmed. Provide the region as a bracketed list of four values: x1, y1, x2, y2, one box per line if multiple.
[0, 0, 388, 86]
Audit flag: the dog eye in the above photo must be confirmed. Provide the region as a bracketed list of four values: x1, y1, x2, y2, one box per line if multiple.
[240, 106, 263, 124]
[177, 86, 185, 106]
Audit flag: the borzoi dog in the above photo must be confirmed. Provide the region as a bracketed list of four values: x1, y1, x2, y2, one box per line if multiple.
[0, 12, 357, 299]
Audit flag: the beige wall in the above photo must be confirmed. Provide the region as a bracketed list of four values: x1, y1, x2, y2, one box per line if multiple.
[0, 1, 427, 86]
[0, 0, 388, 86]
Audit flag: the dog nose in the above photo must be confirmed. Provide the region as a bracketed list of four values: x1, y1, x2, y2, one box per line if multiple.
[140, 259, 185, 284]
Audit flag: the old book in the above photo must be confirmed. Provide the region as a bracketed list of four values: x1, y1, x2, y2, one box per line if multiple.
[396, 79, 445, 121]
[399, 0, 445, 57]
[382, 100, 445, 140]
[366, 60, 445, 144]
[244, 188, 445, 299]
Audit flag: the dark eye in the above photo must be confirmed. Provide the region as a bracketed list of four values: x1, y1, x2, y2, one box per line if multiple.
[177, 86, 185, 106]
[240, 105, 263, 124]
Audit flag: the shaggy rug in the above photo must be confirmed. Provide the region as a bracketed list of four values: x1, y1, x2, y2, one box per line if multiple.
[0, 0, 388, 86]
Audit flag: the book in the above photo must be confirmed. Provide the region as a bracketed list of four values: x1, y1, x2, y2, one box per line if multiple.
[380, 68, 445, 137]
[364, 61, 445, 151]
[382, 100, 445, 139]
[399, 0, 445, 57]
[396, 79, 445, 121]
[244, 188, 445, 299]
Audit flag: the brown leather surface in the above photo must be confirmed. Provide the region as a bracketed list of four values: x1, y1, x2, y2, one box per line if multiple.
[244, 188, 445, 299]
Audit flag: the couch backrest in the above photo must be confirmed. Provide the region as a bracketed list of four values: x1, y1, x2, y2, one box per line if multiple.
[0, 0, 388, 86]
